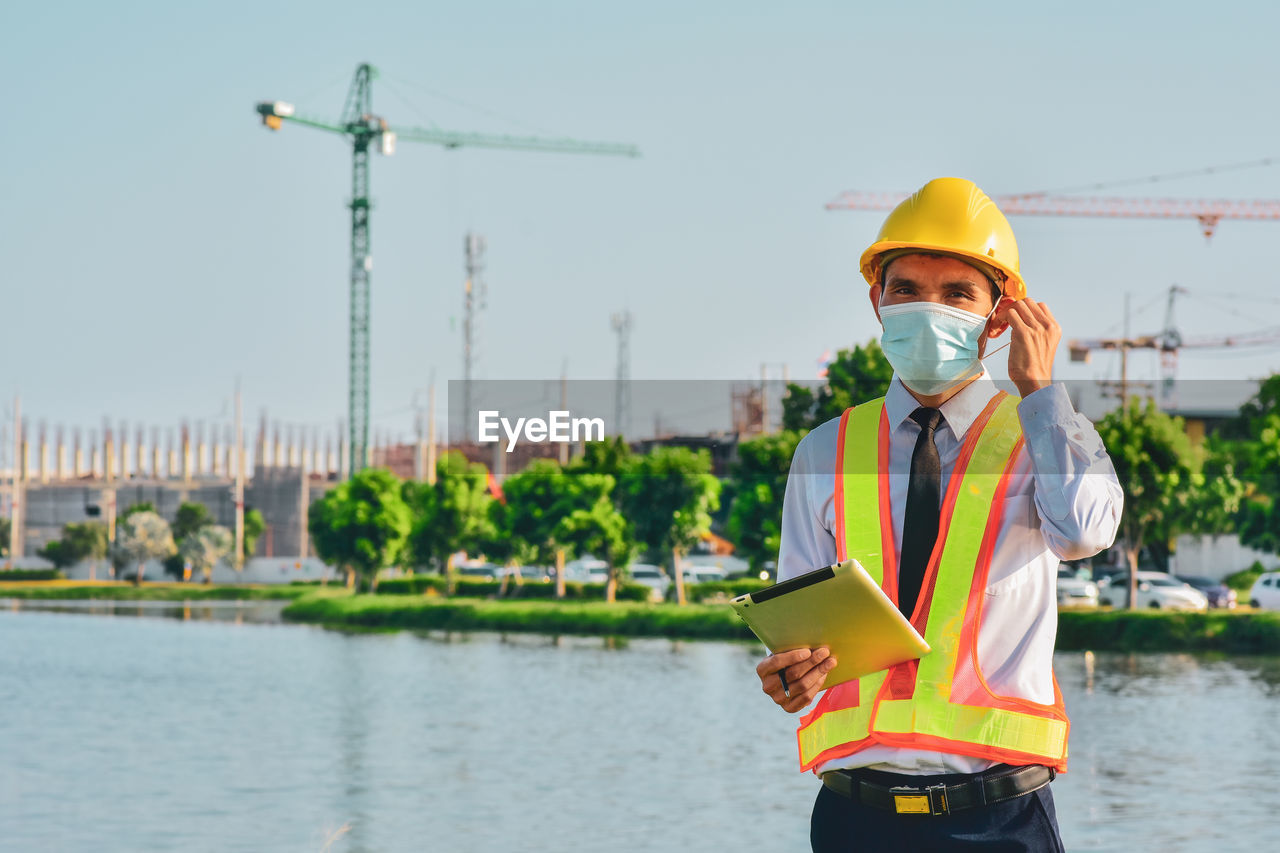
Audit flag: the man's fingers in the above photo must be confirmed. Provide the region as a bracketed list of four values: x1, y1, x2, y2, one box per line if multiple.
[781, 657, 838, 712]
[756, 647, 813, 678]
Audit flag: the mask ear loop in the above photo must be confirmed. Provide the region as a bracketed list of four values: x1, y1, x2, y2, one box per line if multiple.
[980, 297, 1011, 360]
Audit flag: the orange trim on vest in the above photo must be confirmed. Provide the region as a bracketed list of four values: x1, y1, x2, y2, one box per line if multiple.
[795, 392, 1069, 774]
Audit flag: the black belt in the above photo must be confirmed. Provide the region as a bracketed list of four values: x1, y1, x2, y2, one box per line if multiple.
[821, 764, 1055, 816]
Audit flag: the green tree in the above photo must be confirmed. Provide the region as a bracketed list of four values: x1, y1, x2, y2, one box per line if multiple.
[243, 508, 266, 560]
[617, 447, 721, 605]
[782, 340, 893, 431]
[726, 430, 804, 575]
[172, 502, 213, 542]
[38, 521, 109, 574]
[180, 525, 234, 584]
[308, 468, 413, 590]
[485, 461, 614, 597]
[1097, 399, 1205, 609]
[1220, 376, 1280, 554]
[569, 435, 632, 480]
[403, 452, 496, 589]
[554, 492, 638, 602]
[115, 511, 176, 585]
[0, 517, 10, 559]
[121, 501, 157, 521]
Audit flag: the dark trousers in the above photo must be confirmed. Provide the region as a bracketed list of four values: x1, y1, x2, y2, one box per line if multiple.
[810, 770, 1065, 853]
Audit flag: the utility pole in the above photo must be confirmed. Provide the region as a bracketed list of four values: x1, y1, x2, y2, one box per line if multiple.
[611, 310, 632, 438]
[462, 233, 486, 441]
[559, 365, 570, 465]
[427, 381, 438, 485]
[255, 63, 638, 477]
[234, 385, 245, 569]
[8, 397, 21, 562]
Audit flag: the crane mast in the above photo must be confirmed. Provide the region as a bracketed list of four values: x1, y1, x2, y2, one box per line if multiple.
[256, 63, 638, 475]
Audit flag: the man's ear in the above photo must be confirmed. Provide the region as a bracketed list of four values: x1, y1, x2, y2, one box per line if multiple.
[986, 295, 1015, 339]
[868, 284, 883, 324]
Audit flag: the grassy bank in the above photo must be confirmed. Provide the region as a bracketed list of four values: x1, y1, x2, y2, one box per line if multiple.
[0, 580, 314, 602]
[283, 593, 756, 640]
[284, 592, 1280, 653]
[1057, 609, 1280, 654]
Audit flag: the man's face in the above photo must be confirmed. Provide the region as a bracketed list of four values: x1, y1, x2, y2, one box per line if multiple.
[869, 253, 1010, 354]
[875, 253, 998, 315]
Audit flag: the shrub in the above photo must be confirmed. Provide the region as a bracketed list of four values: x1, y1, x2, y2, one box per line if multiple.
[686, 578, 771, 603]
[1223, 561, 1269, 593]
[0, 568, 64, 582]
[374, 574, 652, 602]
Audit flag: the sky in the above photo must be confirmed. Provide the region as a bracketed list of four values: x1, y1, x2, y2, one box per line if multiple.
[5, 0, 1280, 449]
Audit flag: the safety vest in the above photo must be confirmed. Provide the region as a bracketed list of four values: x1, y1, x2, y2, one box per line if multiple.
[795, 391, 1069, 774]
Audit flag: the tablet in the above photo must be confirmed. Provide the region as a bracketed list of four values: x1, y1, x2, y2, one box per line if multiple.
[731, 559, 930, 687]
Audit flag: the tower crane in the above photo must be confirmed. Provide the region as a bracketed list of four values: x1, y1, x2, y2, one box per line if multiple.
[1067, 285, 1280, 404]
[825, 190, 1280, 238]
[256, 63, 639, 474]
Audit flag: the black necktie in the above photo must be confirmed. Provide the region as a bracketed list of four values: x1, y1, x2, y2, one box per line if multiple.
[899, 407, 942, 620]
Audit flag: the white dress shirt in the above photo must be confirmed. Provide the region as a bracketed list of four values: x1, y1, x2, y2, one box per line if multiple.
[778, 372, 1122, 776]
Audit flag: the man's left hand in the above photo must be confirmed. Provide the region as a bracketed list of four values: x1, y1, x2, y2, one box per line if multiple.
[995, 298, 1061, 397]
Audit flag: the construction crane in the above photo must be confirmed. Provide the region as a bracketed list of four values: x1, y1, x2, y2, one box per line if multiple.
[1067, 285, 1280, 403]
[825, 191, 1280, 238]
[256, 63, 639, 474]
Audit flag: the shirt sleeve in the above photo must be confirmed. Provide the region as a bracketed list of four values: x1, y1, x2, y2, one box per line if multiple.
[777, 429, 838, 583]
[1016, 383, 1124, 561]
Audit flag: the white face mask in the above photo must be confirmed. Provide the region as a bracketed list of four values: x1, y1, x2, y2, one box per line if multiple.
[878, 300, 999, 397]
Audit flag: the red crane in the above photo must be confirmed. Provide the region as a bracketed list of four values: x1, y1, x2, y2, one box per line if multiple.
[825, 191, 1280, 238]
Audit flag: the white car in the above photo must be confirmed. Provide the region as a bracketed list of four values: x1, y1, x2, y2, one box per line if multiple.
[628, 564, 671, 602]
[1098, 571, 1208, 611]
[1056, 567, 1099, 608]
[1247, 572, 1280, 610]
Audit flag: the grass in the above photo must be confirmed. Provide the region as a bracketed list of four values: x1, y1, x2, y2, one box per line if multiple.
[0, 580, 316, 601]
[1057, 608, 1280, 654]
[282, 593, 757, 641]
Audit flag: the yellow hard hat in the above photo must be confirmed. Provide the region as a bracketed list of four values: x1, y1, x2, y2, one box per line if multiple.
[859, 177, 1026, 301]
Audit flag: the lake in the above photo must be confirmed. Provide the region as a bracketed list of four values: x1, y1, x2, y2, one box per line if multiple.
[1, 603, 1276, 851]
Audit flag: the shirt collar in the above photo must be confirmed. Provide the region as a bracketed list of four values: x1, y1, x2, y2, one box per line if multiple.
[884, 370, 999, 442]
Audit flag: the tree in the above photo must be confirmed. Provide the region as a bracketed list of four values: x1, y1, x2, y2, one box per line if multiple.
[1220, 376, 1280, 554]
[121, 501, 156, 521]
[0, 517, 9, 560]
[782, 340, 893, 431]
[115, 511, 176, 585]
[403, 452, 495, 586]
[726, 430, 804, 575]
[243, 508, 266, 560]
[164, 501, 214, 580]
[617, 447, 721, 605]
[488, 461, 614, 589]
[172, 502, 213, 542]
[1096, 399, 1205, 608]
[308, 468, 412, 590]
[38, 521, 109, 575]
[180, 525, 234, 584]
[553, 492, 638, 602]
[568, 435, 632, 480]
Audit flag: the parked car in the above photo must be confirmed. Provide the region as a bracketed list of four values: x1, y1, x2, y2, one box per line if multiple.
[1247, 572, 1280, 610]
[1097, 571, 1208, 611]
[628, 564, 670, 601]
[456, 564, 503, 580]
[1056, 567, 1099, 608]
[1174, 575, 1237, 609]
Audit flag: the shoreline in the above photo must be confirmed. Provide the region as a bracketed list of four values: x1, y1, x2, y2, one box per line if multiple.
[4, 582, 1279, 653]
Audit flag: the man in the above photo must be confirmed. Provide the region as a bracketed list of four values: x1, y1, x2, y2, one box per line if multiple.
[756, 177, 1122, 852]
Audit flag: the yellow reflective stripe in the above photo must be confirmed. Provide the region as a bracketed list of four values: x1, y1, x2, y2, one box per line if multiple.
[875, 699, 1068, 760]
[838, 399, 885, 583]
[798, 672, 887, 767]
[916, 395, 1023, 686]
